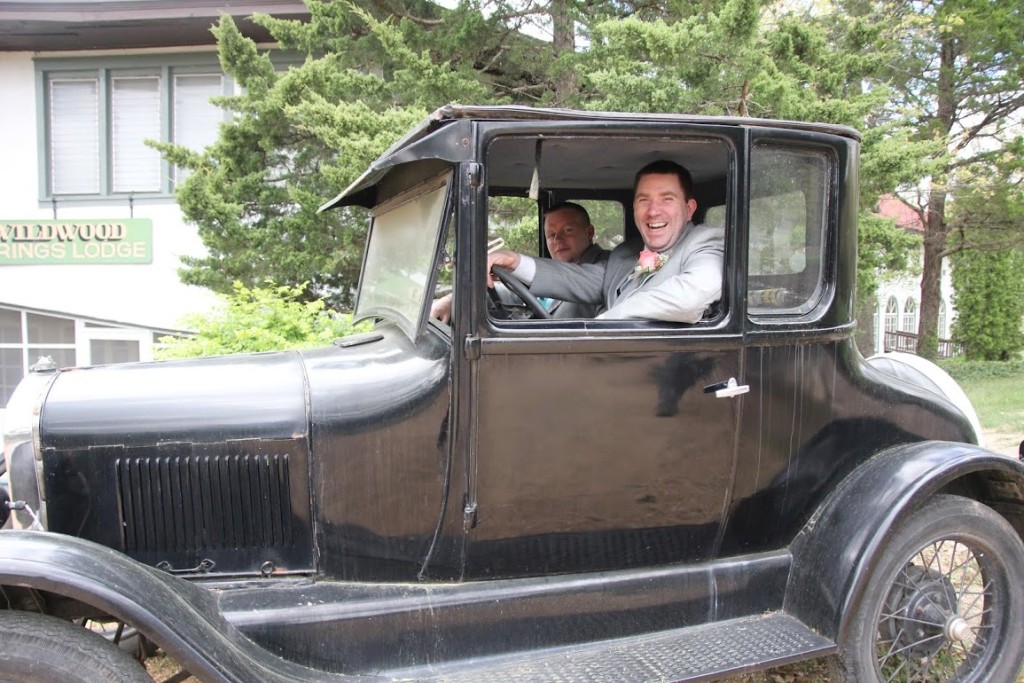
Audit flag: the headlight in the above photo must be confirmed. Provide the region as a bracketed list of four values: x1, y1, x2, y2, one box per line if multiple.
[3, 356, 59, 529]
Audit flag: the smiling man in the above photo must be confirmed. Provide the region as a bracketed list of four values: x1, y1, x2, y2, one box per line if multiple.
[488, 160, 724, 323]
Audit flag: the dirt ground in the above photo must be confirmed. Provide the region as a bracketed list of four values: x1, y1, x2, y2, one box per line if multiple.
[984, 428, 1023, 458]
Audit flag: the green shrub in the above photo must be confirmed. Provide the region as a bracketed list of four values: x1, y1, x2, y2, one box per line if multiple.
[938, 358, 1024, 382]
[155, 281, 368, 359]
[950, 248, 1024, 361]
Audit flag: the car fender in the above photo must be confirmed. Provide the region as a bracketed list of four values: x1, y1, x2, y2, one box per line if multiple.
[784, 440, 1024, 643]
[0, 530, 366, 683]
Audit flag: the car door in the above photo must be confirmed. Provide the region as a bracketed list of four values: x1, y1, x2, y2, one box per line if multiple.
[461, 128, 746, 579]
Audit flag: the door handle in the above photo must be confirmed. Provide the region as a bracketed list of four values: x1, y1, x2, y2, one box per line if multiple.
[703, 377, 750, 398]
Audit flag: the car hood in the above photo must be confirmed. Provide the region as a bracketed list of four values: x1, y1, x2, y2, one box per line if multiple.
[31, 324, 450, 577]
[39, 350, 309, 450]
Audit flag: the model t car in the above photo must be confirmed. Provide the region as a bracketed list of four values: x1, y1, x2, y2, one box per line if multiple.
[3, 106, 1023, 682]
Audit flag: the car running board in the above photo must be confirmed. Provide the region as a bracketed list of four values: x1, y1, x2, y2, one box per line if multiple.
[386, 611, 835, 682]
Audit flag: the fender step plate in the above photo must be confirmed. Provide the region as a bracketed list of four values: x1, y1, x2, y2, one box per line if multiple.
[387, 611, 834, 683]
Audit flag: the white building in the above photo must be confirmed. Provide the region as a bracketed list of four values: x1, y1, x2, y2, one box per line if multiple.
[867, 195, 958, 357]
[0, 0, 309, 407]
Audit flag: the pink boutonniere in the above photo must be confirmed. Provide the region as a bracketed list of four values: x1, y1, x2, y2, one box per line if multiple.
[634, 249, 667, 278]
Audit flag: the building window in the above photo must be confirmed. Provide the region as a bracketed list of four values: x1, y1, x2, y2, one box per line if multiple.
[90, 339, 141, 365]
[0, 309, 75, 405]
[0, 308, 24, 406]
[111, 76, 162, 193]
[884, 297, 899, 333]
[24, 313, 76, 394]
[173, 73, 224, 185]
[938, 299, 947, 337]
[902, 298, 918, 332]
[1, 306, 155, 405]
[50, 78, 101, 195]
[39, 55, 231, 200]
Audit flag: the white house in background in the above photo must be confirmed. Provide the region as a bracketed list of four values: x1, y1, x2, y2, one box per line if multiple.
[0, 0, 310, 408]
[868, 195, 958, 357]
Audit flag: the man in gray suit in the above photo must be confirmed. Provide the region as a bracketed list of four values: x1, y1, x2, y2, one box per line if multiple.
[431, 202, 609, 322]
[488, 161, 724, 323]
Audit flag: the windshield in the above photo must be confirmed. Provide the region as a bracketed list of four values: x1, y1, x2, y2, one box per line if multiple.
[355, 171, 451, 339]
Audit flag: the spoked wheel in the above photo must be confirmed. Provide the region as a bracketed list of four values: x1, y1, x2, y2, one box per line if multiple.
[833, 494, 1024, 682]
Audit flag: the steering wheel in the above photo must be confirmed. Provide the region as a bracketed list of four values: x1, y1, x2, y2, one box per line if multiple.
[490, 266, 552, 319]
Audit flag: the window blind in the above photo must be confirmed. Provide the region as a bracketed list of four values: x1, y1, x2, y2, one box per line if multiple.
[112, 76, 162, 193]
[50, 78, 100, 195]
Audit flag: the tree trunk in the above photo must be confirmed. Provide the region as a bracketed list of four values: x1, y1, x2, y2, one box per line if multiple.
[916, 34, 957, 360]
[918, 190, 946, 359]
[550, 0, 577, 106]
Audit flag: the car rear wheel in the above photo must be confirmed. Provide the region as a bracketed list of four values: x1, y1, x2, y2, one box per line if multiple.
[832, 494, 1024, 682]
[0, 610, 152, 682]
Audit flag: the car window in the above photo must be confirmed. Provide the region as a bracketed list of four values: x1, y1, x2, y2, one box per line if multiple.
[747, 145, 831, 317]
[483, 133, 731, 325]
[571, 199, 625, 252]
[488, 196, 537, 255]
[356, 171, 451, 339]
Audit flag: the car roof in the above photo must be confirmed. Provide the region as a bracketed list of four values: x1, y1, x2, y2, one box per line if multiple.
[321, 105, 860, 210]
[425, 104, 857, 140]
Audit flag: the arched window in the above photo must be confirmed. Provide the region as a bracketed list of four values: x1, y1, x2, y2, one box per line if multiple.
[902, 298, 918, 332]
[884, 297, 899, 333]
[938, 300, 947, 337]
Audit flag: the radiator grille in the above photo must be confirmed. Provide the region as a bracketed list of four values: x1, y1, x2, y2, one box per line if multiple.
[115, 453, 293, 553]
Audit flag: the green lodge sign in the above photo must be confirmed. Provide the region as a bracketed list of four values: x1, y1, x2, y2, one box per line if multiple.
[0, 219, 153, 265]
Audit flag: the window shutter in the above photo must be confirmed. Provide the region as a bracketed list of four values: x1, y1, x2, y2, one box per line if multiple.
[112, 76, 161, 193]
[50, 78, 100, 195]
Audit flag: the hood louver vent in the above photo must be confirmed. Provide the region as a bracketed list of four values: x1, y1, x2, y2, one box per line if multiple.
[116, 452, 293, 554]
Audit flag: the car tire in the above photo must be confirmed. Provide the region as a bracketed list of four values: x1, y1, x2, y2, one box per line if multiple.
[831, 494, 1024, 682]
[77, 617, 158, 661]
[0, 610, 152, 682]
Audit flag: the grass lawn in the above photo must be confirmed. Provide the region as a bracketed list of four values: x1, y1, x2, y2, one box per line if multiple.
[960, 373, 1024, 434]
[955, 364, 1024, 456]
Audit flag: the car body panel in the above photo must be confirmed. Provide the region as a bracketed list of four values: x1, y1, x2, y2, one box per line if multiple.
[785, 441, 1024, 641]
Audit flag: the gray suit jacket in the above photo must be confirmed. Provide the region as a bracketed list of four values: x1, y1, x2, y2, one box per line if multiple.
[530, 222, 724, 323]
[546, 243, 610, 318]
[497, 243, 610, 318]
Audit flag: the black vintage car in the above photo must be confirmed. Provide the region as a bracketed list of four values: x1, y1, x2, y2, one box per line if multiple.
[3, 106, 1024, 683]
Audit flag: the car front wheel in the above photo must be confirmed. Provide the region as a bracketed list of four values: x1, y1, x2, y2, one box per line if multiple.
[832, 494, 1024, 682]
[0, 610, 152, 682]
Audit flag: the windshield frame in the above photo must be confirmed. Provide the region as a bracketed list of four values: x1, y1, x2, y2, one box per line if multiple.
[354, 170, 453, 341]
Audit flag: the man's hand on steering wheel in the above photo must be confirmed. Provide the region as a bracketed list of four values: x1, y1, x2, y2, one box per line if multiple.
[489, 266, 552, 319]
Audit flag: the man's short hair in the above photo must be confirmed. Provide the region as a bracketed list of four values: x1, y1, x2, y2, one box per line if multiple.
[545, 201, 591, 227]
[634, 160, 694, 200]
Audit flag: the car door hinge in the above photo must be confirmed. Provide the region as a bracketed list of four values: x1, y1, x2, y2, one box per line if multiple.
[464, 335, 481, 360]
[463, 501, 478, 531]
[466, 162, 481, 188]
